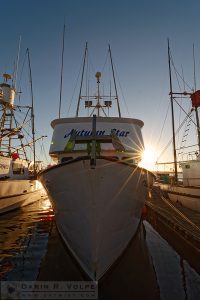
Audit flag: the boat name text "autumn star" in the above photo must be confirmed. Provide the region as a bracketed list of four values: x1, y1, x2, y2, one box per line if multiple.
[64, 129, 130, 138]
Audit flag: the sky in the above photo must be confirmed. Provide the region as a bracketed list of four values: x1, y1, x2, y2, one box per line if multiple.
[0, 0, 200, 170]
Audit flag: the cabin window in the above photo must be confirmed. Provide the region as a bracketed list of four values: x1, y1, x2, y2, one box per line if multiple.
[12, 162, 25, 174]
[61, 157, 73, 163]
[185, 164, 190, 169]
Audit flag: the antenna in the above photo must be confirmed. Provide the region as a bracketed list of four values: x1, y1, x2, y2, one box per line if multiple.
[58, 23, 66, 118]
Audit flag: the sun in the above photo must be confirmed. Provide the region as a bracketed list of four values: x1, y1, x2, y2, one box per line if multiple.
[139, 146, 157, 171]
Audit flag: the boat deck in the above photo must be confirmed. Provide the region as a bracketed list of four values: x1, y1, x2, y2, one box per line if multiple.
[145, 186, 200, 273]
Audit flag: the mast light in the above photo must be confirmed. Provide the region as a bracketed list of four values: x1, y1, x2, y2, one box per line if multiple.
[95, 72, 101, 83]
[3, 73, 12, 82]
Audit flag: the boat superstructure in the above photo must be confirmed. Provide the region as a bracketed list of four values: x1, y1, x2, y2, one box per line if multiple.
[39, 44, 154, 280]
[0, 52, 47, 214]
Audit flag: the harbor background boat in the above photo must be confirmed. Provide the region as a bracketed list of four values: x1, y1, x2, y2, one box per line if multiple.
[155, 41, 200, 212]
[0, 48, 48, 214]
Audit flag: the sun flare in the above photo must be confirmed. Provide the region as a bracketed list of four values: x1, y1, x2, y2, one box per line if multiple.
[139, 146, 157, 171]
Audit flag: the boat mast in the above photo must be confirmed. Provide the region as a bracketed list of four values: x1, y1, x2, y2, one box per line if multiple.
[58, 24, 65, 119]
[192, 44, 200, 153]
[96, 72, 101, 117]
[76, 42, 88, 117]
[195, 102, 200, 154]
[168, 39, 178, 183]
[27, 48, 36, 176]
[108, 44, 121, 117]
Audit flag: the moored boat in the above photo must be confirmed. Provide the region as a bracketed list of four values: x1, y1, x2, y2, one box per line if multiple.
[0, 51, 47, 214]
[0, 155, 46, 215]
[39, 44, 154, 280]
[157, 41, 200, 212]
[158, 155, 200, 212]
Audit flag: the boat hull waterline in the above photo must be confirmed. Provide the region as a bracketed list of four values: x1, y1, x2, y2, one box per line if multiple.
[39, 157, 151, 280]
[0, 180, 47, 214]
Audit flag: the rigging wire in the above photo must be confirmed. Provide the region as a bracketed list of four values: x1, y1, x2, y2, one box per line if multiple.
[101, 49, 109, 74]
[66, 57, 83, 116]
[40, 138, 50, 165]
[170, 53, 193, 91]
[157, 47, 197, 164]
[112, 62, 131, 117]
[176, 65, 186, 145]
[86, 47, 96, 76]
[156, 100, 170, 149]
[101, 49, 110, 106]
[17, 51, 27, 104]
[156, 110, 192, 162]
[13, 35, 21, 90]
[178, 113, 192, 159]
[170, 50, 189, 146]
[174, 98, 197, 127]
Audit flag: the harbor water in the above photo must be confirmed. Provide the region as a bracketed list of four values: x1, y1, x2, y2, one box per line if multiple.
[0, 197, 200, 300]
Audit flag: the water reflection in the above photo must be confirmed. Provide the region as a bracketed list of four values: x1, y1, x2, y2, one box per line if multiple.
[0, 199, 200, 300]
[37, 221, 159, 299]
[0, 198, 54, 280]
[144, 221, 200, 300]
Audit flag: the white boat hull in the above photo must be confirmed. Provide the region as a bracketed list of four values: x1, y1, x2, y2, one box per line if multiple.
[39, 157, 152, 280]
[0, 179, 47, 214]
[159, 184, 200, 212]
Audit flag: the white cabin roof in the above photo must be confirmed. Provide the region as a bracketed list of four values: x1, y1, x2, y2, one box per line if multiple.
[51, 116, 144, 129]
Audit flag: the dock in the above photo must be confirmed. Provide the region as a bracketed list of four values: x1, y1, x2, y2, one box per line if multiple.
[145, 186, 200, 274]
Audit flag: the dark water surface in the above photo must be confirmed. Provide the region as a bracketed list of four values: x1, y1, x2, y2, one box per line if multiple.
[0, 198, 200, 299]
[0, 198, 53, 281]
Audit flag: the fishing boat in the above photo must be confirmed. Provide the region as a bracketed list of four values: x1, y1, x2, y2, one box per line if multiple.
[0, 51, 47, 215]
[157, 41, 200, 212]
[39, 44, 154, 280]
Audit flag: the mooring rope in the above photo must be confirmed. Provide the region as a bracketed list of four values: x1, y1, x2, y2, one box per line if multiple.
[152, 186, 200, 235]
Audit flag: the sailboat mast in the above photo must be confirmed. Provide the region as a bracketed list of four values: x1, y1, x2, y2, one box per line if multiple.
[168, 39, 178, 183]
[108, 45, 121, 118]
[76, 42, 88, 117]
[27, 48, 36, 176]
[58, 24, 65, 119]
[195, 107, 200, 153]
[96, 72, 101, 117]
[192, 44, 200, 153]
